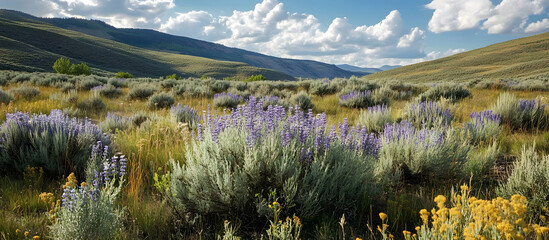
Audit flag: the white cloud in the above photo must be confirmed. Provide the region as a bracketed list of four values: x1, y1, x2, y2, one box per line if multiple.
[426, 0, 549, 34]
[525, 18, 549, 32]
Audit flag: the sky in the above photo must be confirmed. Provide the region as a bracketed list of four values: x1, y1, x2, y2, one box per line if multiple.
[2, 0, 549, 68]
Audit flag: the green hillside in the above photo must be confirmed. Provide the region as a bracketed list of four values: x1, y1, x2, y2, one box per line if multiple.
[0, 10, 293, 80]
[365, 31, 549, 82]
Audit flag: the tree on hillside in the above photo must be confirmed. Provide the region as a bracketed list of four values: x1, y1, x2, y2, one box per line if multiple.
[52, 57, 71, 74]
[70, 62, 91, 75]
[115, 72, 134, 78]
[165, 74, 181, 80]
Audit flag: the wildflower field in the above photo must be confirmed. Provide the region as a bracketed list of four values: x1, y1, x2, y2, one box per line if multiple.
[1, 70, 549, 240]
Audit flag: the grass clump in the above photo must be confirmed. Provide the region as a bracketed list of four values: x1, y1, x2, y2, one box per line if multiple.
[169, 104, 199, 129]
[0, 88, 14, 105]
[492, 92, 547, 131]
[147, 93, 174, 110]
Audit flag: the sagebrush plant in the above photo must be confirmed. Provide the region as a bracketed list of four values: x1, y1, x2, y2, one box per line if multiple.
[169, 104, 199, 129]
[375, 120, 471, 184]
[498, 144, 549, 222]
[213, 92, 242, 109]
[0, 110, 111, 177]
[462, 141, 499, 182]
[131, 111, 150, 127]
[9, 85, 40, 100]
[261, 95, 287, 109]
[78, 78, 102, 91]
[0, 88, 14, 105]
[358, 105, 392, 133]
[462, 110, 501, 146]
[100, 112, 132, 133]
[47, 142, 126, 240]
[147, 93, 174, 110]
[169, 97, 379, 230]
[127, 85, 155, 100]
[403, 101, 452, 129]
[492, 92, 547, 131]
[107, 78, 127, 88]
[175, 82, 213, 98]
[310, 80, 337, 96]
[416, 84, 471, 102]
[290, 91, 314, 110]
[98, 84, 123, 99]
[339, 90, 373, 108]
[77, 96, 105, 113]
[399, 185, 549, 240]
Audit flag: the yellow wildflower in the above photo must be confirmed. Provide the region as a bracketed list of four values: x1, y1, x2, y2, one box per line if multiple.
[33, 236, 40, 240]
[379, 212, 388, 222]
[460, 185, 468, 192]
[15, 229, 21, 234]
[25, 231, 29, 237]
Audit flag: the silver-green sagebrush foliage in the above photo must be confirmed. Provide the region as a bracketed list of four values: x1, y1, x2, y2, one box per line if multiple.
[358, 105, 392, 133]
[169, 98, 379, 227]
[492, 92, 547, 131]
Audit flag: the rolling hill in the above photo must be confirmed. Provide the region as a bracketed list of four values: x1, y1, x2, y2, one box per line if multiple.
[22, 12, 363, 79]
[364, 32, 549, 82]
[0, 9, 293, 80]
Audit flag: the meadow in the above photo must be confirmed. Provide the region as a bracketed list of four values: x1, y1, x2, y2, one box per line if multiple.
[0, 70, 549, 240]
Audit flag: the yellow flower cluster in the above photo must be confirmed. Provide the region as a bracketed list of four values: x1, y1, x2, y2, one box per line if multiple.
[15, 229, 40, 239]
[23, 165, 44, 187]
[401, 185, 549, 240]
[62, 172, 78, 189]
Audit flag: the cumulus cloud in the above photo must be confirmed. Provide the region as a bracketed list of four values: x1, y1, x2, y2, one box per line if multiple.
[426, 0, 549, 34]
[525, 18, 549, 32]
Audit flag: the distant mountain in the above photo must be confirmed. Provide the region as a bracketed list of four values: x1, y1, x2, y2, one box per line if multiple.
[0, 9, 292, 79]
[365, 32, 549, 82]
[27, 13, 365, 79]
[336, 64, 381, 74]
[378, 65, 401, 71]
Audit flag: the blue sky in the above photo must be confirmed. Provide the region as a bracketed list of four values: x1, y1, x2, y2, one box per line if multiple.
[2, 0, 549, 68]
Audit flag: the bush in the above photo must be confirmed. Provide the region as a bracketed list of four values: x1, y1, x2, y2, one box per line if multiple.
[98, 84, 123, 98]
[358, 105, 392, 133]
[70, 62, 91, 76]
[417, 84, 471, 102]
[213, 92, 242, 109]
[131, 111, 150, 127]
[147, 93, 174, 110]
[339, 90, 374, 108]
[462, 110, 501, 145]
[310, 80, 337, 96]
[0, 88, 14, 105]
[60, 83, 76, 93]
[209, 80, 231, 93]
[9, 85, 40, 100]
[260, 95, 287, 109]
[78, 78, 102, 91]
[462, 141, 499, 182]
[403, 101, 452, 129]
[492, 92, 547, 131]
[52, 57, 71, 74]
[160, 79, 178, 90]
[108, 78, 127, 88]
[375, 121, 471, 184]
[114, 72, 133, 78]
[290, 91, 314, 110]
[101, 112, 132, 133]
[165, 74, 181, 80]
[127, 86, 155, 100]
[78, 96, 106, 113]
[170, 104, 199, 129]
[49, 90, 78, 107]
[48, 142, 125, 240]
[498, 145, 549, 221]
[0, 110, 111, 177]
[169, 97, 378, 227]
[175, 83, 213, 98]
[245, 74, 267, 82]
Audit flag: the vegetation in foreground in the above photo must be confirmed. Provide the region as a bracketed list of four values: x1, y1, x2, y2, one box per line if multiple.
[0, 70, 549, 239]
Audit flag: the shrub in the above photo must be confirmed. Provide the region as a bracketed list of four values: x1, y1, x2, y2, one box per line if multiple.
[209, 80, 231, 93]
[169, 97, 379, 228]
[462, 110, 501, 145]
[78, 78, 102, 91]
[108, 78, 127, 88]
[235, 82, 248, 91]
[69, 62, 91, 76]
[213, 92, 242, 109]
[52, 57, 71, 74]
[48, 142, 125, 240]
[60, 83, 76, 93]
[260, 95, 287, 109]
[9, 85, 40, 100]
[0, 88, 14, 105]
[498, 145, 549, 221]
[78, 96, 106, 113]
[165, 74, 181, 80]
[160, 78, 178, 90]
[175, 83, 212, 98]
[0, 110, 111, 177]
[310, 80, 337, 96]
[101, 112, 132, 133]
[127, 86, 155, 100]
[417, 84, 471, 102]
[147, 93, 174, 110]
[114, 72, 133, 78]
[290, 91, 314, 110]
[375, 120, 470, 184]
[358, 105, 392, 133]
[49, 90, 78, 107]
[462, 141, 499, 182]
[403, 101, 452, 129]
[492, 92, 547, 131]
[170, 104, 199, 129]
[245, 74, 267, 82]
[339, 90, 374, 108]
[98, 84, 123, 98]
[131, 111, 150, 127]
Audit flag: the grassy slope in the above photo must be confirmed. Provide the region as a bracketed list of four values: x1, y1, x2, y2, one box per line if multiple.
[365, 31, 549, 82]
[31, 12, 362, 79]
[0, 11, 293, 80]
